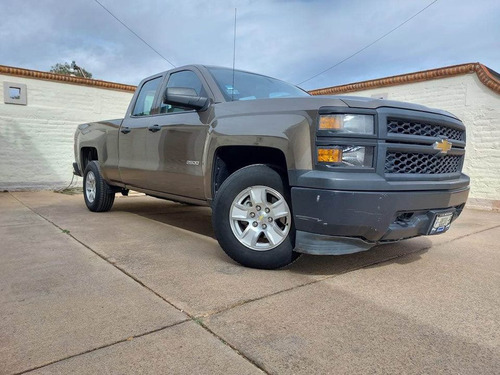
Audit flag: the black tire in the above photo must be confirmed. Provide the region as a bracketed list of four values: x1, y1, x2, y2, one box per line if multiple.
[83, 161, 115, 212]
[212, 164, 300, 269]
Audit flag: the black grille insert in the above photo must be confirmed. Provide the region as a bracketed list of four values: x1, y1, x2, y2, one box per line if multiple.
[385, 152, 463, 174]
[387, 118, 465, 142]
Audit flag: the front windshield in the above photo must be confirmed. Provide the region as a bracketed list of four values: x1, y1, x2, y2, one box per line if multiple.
[207, 67, 310, 102]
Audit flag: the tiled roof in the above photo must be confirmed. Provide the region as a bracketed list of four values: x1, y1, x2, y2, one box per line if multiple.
[309, 63, 500, 96]
[0, 65, 136, 92]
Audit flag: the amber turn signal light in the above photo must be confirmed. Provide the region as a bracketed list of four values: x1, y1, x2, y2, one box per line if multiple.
[317, 148, 342, 163]
[319, 115, 342, 130]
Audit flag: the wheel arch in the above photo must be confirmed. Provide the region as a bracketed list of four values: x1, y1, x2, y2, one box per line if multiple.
[210, 145, 289, 199]
[80, 147, 99, 172]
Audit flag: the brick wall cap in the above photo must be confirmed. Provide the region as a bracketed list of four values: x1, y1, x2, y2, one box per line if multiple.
[309, 62, 500, 96]
[0, 65, 136, 92]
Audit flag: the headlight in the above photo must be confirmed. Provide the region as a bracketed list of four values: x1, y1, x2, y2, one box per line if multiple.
[319, 114, 374, 134]
[317, 146, 374, 168]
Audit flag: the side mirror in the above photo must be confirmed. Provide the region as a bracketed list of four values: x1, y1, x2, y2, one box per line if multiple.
[163, 87, 210, 111]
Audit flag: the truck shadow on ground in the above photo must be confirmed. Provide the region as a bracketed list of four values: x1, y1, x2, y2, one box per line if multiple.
[288, 240, 430, 275]
[112, 197, 431, 275]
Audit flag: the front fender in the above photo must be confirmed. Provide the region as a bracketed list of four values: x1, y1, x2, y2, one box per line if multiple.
[203, 112, 313, 199]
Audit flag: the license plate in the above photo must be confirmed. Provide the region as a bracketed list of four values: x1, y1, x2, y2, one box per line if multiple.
[429, 212, 453, 235]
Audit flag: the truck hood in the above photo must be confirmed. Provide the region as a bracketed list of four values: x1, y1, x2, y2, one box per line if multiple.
[215, 96, 458, 121]
[332, 95, 458, 119]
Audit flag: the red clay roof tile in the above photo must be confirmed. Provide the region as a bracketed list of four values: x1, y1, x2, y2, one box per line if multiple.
[309, 63, 500, 96]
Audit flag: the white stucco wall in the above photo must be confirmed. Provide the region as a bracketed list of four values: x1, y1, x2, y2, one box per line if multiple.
[338, 73, 500, 210]
[0, 75, 133, 190]
[2, 71, 498, 210]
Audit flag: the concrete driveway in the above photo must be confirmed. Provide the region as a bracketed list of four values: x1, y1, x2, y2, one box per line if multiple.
[1, 191, 499, 374]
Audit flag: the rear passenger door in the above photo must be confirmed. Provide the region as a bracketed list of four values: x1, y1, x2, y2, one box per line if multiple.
[118, 75, 163, 188]
[141, 69, 211, 199]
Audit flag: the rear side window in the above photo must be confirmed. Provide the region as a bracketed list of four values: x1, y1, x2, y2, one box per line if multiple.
[132, 77, 162, 116]
[160, 70, 207, 113]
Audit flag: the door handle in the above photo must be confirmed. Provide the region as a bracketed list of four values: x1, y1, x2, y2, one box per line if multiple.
[120, 127, 131, 134]
[148, 124, 161, 133]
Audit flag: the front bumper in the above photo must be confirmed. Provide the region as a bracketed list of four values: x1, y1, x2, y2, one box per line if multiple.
[292, 185, 469, 255]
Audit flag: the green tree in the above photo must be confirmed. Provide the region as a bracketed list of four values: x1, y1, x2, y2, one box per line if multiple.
[50, 61, 93, 78]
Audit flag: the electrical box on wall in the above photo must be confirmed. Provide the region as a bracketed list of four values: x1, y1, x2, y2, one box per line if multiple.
[3, 81, 27, 105]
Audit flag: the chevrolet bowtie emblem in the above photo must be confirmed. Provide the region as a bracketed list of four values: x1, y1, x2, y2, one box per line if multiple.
[433, 139, 452, 154]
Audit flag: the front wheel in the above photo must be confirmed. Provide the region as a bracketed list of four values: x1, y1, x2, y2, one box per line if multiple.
[212, 164, 300, 269]
[83, 161, 115, 212]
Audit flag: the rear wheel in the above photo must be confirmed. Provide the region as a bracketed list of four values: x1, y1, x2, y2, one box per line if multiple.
[83, 161, 115, 212]
[212, 164, 300, 269]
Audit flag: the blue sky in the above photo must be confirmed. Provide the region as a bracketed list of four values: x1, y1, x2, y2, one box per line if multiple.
[1, 0, 499, 90]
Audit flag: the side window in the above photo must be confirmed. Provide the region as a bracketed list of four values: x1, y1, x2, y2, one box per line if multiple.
[161, 70, 207, 114]
[132, 77, 162, 116]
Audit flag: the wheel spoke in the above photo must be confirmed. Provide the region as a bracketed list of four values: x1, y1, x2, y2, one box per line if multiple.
[231, 203, 250, 220]
[239, 225, 261, 247]
[270, 198, 289, 219]
[250, 186, 267, 206]
[264, 221, 286, 246]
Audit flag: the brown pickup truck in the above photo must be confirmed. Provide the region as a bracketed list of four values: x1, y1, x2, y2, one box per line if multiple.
[73, 65, 469, 269]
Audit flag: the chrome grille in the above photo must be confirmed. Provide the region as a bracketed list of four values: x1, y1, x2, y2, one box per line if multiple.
[387, 118, 465, 142]
[385, 152, 463, 174]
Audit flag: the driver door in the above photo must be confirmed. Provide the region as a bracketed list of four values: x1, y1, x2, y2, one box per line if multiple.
[141, 69, 211, 199]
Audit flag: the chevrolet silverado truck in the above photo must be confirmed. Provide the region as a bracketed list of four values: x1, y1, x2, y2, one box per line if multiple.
[73, 65, 469, 269]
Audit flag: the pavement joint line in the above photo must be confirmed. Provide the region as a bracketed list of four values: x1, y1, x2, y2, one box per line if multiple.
[14, 321, 188, 375]
[9, 194, 191, 315]
[9, 193, 269, 375]
[445, 223, 500, 242]
[10, 193, 498, 374]
[197, 223, 500, 318]
[199, 224, 500, 319]
[193, 246, 437, 373]
[192, 319, 269, 374]
[199, 244, 434, 320]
